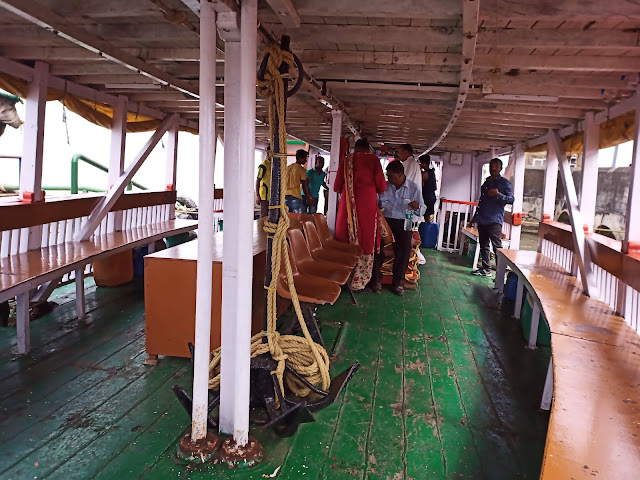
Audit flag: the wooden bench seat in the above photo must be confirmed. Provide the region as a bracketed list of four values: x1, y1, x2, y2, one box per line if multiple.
[0, 219, 197, 302]
[497, 249, 640, 350]
[459, 226, 511, 269]
[1, 218, 197, 354]
[495, 248, 640, 478]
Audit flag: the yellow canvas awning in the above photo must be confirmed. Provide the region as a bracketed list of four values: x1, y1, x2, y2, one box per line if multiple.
[526, 110, 635, 154]
[0, 73, 197, 134]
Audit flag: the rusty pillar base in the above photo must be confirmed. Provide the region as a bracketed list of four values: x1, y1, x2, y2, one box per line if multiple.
[216, 435, 263, 469]
[176, 430, 220, 463]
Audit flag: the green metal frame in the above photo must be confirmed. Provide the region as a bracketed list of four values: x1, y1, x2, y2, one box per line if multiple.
[71, 154, 146, 194]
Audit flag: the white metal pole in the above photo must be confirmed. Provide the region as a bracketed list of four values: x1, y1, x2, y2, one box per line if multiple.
[109, 96, 127, 186]
[327, 109, 343, 233]
[217, 0, 257, 447]
[19, 60, 48, 204]
[623, 105, 640, 254]
[541, 138, 559, 222]
[510, 143, 526, 250]
[108, 95, 127, 233]
[191, 0, 217, 442]
[579, 112, 599, 232]
[165, 121, 179, 191]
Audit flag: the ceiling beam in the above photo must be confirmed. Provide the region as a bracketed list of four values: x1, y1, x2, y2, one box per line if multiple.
[0, 0, 199, 98]
[477, 28, 640, 50]
[258, 0, 461, 19]
[264, 25, 462, 50]
[426, 0, 479, 152]
[0, 46, 225, 62]
[304, 65, 459, 84]
[472, 71, 637, 91]
[298, 50, 462, 67]
[474, 54, 640, 72]
[479, 0, 640, 19]
[265, 0, 300, 28]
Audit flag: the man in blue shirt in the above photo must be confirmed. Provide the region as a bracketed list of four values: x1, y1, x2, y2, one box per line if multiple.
[373, 161, 425, 296]
[304, 156, 327, 214]
[472, 158, 515, 276]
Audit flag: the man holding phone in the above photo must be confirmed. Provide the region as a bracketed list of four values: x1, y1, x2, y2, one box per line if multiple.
[472, 157, 514, 277]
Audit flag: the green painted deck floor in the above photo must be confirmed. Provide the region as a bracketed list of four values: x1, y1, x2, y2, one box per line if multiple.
[0, 250, 550, 480]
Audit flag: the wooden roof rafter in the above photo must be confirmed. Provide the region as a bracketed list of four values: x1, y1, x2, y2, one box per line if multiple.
[0, 0, 200, 99]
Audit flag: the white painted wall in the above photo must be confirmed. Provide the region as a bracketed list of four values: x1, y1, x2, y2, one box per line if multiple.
[439, 153, 474, 202]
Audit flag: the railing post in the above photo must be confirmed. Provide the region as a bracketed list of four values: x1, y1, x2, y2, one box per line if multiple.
[618, 99, 640, 316]
[19, 61, 48, 251]
[191, 0, 217, 443]
[108, 95, 127, 232]
[541, 137, 558, 223]
[327, 109, 343, 234]
[510, 142, 526, 250]
[548, 129, 596, 297]
[579, 112, 599, 233]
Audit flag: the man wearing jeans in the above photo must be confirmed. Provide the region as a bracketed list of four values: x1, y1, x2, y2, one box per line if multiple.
[285, 149, 312, 213]
[472, 158, 514, 277]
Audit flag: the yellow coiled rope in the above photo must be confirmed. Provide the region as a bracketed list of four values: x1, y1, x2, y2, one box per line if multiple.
[207, 45, 330, 398]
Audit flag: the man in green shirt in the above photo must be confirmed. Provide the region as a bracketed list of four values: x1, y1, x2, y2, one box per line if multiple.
[304, 156, 328, 214]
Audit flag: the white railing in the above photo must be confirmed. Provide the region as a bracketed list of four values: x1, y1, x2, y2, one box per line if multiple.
[539, 238, 574, 273]
[437, 199, 477, 252]
[537, 222, 640, 334]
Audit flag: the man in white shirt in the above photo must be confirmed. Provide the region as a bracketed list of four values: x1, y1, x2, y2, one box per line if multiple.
[396, 144, 422, 196]
[396, 143, 426, 264]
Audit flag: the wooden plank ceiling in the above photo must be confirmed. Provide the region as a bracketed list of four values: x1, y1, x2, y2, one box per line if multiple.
[0, 0, 639, 154]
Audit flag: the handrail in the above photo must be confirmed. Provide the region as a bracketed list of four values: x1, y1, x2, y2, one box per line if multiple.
[440, 199, 478, 206]
[71, 154, 147, 194]
[0, 190, 177, 231]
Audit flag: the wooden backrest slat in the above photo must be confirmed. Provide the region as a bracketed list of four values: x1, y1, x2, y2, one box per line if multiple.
[0, 191, 176, 231]
[538, 221, 640, 293]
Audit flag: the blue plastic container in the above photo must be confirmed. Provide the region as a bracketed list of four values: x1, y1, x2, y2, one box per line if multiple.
[132, 245, 149, 277]
[504, 271, 518, 301]
[419, 222, 439, 248]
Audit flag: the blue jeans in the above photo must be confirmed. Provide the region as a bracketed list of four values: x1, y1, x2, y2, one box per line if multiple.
[285, 195, 305, 213]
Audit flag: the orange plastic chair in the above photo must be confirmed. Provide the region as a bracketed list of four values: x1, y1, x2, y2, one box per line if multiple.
[287, 229, 351, 285]
[303, 221, 358, 268]
[276, 245, 341, 349]
[313, 214, 363, 257]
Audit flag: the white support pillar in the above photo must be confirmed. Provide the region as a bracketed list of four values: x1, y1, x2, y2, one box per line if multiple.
[579, 112, 599, 232]
[623, 105, 640, 255]
[165, 121, 179, 191]
[16, 293, 30, 355]
[618, 103, 640, 317]
[108, 96, 127, 233]
[20, 61, 48, 251]
[541, 138, 558, 223]
[165, 121, 179, 221]
[540, 359, 554, 411]
[549, 129, 596, 297]
[191, 0, 217, 442]
[19, 61, 48, 204]
[528, 301, 540, 349]
[510, 142, 526, 250]
[74, 267, 85, 320]
[74, 114, 178, 242]
[217, 0, 256, 447]
[327, 109, 343, 233]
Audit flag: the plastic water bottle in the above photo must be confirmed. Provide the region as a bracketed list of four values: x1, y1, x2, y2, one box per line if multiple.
[404, 208, 414, 231]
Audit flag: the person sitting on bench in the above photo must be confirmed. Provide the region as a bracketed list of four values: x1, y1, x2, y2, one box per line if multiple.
[373, 161, 425, 296]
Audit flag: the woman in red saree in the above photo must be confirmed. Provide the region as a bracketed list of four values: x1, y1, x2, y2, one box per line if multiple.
[334, 138, 387, 290]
